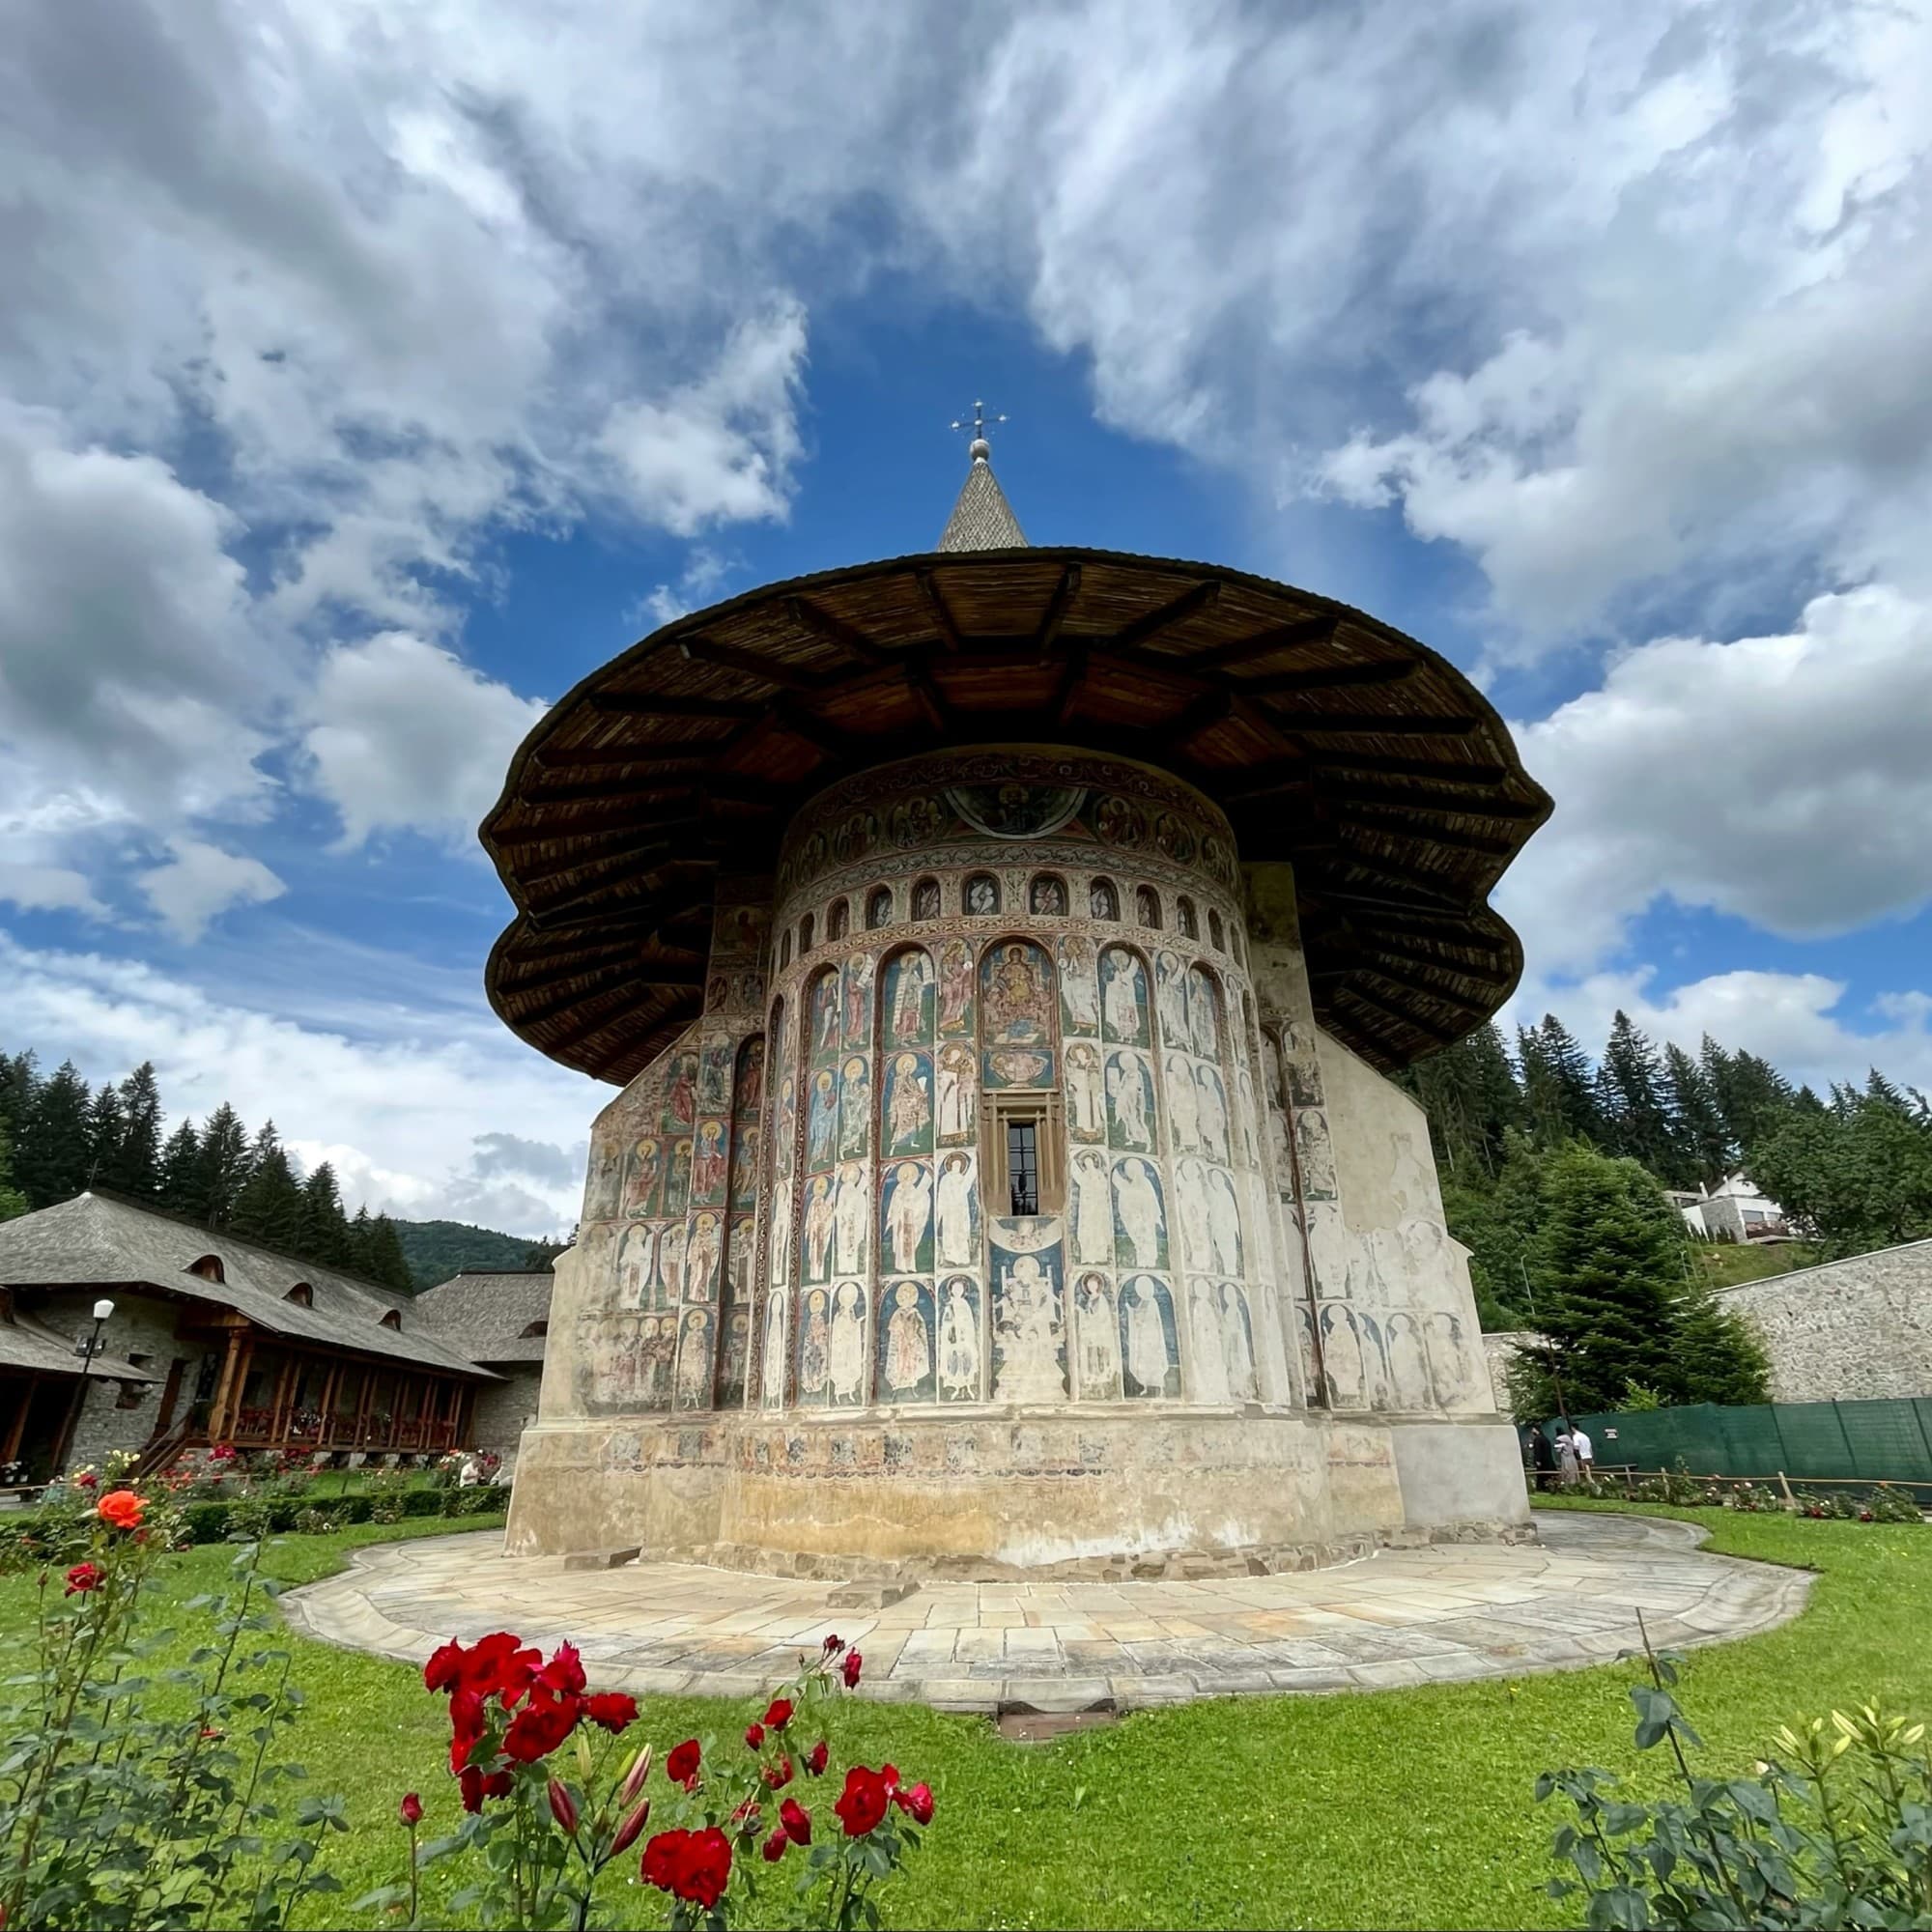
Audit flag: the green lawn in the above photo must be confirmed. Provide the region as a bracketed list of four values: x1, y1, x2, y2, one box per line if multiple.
[3, 1500, 1927, 1929]
[1691, 1239, 1821, 1289]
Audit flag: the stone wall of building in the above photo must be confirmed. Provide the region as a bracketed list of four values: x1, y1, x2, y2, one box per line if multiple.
[469, 1365, 545, 1460]
[1721, 1240, 1932, 1403]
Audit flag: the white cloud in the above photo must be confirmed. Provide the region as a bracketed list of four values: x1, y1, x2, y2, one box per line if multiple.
[0, 929, 592, 1235]
[302, 632, 548, 847]
[0, 864, 105, 919]
[1496, 584, 1932, 974]
[136, 838, 287, 942]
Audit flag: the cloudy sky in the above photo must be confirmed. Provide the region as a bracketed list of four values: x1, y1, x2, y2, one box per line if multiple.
[4, 0, 1930, 1236]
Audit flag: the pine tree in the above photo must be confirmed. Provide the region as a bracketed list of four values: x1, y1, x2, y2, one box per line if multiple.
[116, 1063, 164, 1201]
[1406, 1025, 1521, 1179]
[1529, 1144, 1688, 1412]
[1530, 1016, 1604, 1146]
[158, 1122, 203, 1213]
[346, 1204, 375, 1276]
[1598, 1011, 1682, 1179]
[15, 1060, 94, 1208]
[83, 1083, 129, 1192]
[1708, 1048, 1796, 1164]
[1664, 1042, 1730, 1189]
[1671, 1282, 1772, 1406]
[0, 1122, 29, 1221]
[0, 1051, 39, 1144]
[188, 1103, 253, 1226]
[229, 1122, 304, 1250]
[365, 1212, 415, 1294]
[298, 1163, 353, 1267]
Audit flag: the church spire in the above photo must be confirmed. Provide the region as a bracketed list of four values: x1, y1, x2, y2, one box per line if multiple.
[938, 400, 1027, 551]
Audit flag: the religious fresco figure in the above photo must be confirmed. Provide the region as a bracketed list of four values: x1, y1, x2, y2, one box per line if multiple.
[697, 1042, 733, 1115]
[992, 1251, 1066, 1403]
[802, 1175, 836, 1283]
[665, 1138, 694, 1214]
[1386, 1312, 1432, 1408]
[811, 973, 840, 1057]
[937, 939, 974, 1035]
[761, 1291, 787, 1406]
[640, 1315, 676, 1408]
[1190, 1284, 1230, 1402]
[1105, 1050, 1154, 1151]
[729, 1127, 760, 1208]
[1358, 1312, 1393, 1408]
[843, 954, 873, 1047]
[773, 1076, 797, 1177]
[878, 1281, 935, 1403]
[1094, 794, 1145, 848]
[621, 1137, 663, 1218]
[1219, 1283, 1257, 1400]
[884, 1050, 933, 1154]
[1279, 1019, 1325, 1109]
[718, 1306, 751, 1408]
[1058, 935, 1099, 1036]
[797, 1289, 833, 1403]
[1153, 953, 1188, 1048]
[726, 1215, 755, 1302]
[735, 1037, 765, 1115]
[1119, 1276, 1179, 1398]
[1295, 1110, 1339, 1201]
[1164, 1050, 1200, 1151]
[1112, 1157, 1168, 1270]
[657, 1223, 687, 1304]
[937, 1277, 981, 1402]
[686, 1210, 723, 1301]
[1176, 1156, 1213, 1270]
[828, 1283, 867, 1406]
[614, 1223, 653, 1311]
[1065, 1041, 1103, 1139]
[1425, 1310, 1478, 1408]
[1187, 967, 1220, 1060]
[1195, 1065, 1229, 1164]
[1099, 948, 1150, 1045]
[838, 1055, 872, 1159]
[935, 1151, 979, 1268]
[884, 949, 935, 1045]
[1207, 1169, 1243, 1276]
[692, 1119, 728, 1201]
[667, 1053, 699, 1130]
[881, 1160, 934, 1274]
[675, 1308, 713, 1409]
[807, 1070, 838, 1169]
[584, 1139, 624, 1221]
[936, 1043, 977, 1142]
[769, 1182, 793, 1287]
[1070, 1149, 1113, 1266]
[1029, 873, 1067, 916]
[834, 1161, 869, 1275]
[1320, 1302, 1366, 1407]
[981, 940, 1053, 1043]
[1074, 1272, 1121, 1401]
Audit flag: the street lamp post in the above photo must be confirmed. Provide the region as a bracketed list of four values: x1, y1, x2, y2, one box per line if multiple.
[57, 1297, 117, 1477]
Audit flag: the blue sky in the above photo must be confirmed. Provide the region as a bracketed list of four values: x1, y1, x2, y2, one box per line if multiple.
[4, 1, 1931, 1234]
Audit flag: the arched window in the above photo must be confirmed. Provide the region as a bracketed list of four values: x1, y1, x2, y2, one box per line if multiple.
[1089, 877, 1119, 921]
[867, 886, 894, 929]
[380, 1308, 402, 1330]
[827, 898, 849, 942]
[284, 1283, 314, 1307]
[1208, 908, 1225, 952]
[911, 877, 941, 922]
[1029, 873, 1067, 916]
[779, 929, 792, 970]
[520, 1319, 549, 1339]
[1135, 885, 1162, 929]
[964, 872, 1001, 916]
[799, 912, 815, 954]
[188, 1254, 225, 1284]
[1178, 895, 1199, 939]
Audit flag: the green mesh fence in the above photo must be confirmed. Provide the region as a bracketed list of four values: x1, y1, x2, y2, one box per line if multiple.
[1543, 1397, 1932, 1486]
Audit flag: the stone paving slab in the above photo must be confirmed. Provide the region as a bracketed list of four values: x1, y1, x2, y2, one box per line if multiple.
[280, 1513, 1812, 1715]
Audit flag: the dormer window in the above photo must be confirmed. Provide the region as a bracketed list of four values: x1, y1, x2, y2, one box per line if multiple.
[520, 1319, 549, 1339]
[188, 1254, 225, 1284]
[380, 1309, 402, 1330]
[285, 1283, 314, 1307]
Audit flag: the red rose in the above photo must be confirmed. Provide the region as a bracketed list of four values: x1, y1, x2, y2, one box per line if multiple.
[745, 1720, 765, 1750]
[424, 1640, 467, 1692]
[74, 1471, 99, 1489]
[805, 1740, 829, 1776]
[762, 1696, 793, 1730]
[882, 1763, 898, 1792]
[895, 1781, 934, 1825]
[97, 1491, 145, 1531]
[760, 1754, 793, 1790]
[840, 1649, 863, 1690]
[399, 1792, 423, 1828]
[822, 1633, 845, 1658]
[666, 1739, 701, 1787]
[730, 1797, 761, 1828]
[761, 1825, 788, 1863]
[583, 1692, 639, 1734]
[780, 1797, 812, 1846]
[641, 1827, 732, 1910]
[447, 1686, 487, 1775]
[537, 1641, 586, 1697]
[64, 1562, 101, 1596]
[834, 1766, 891, 1837]
[458, 1765, 513, 1813]
[503, 1687, 581, 1763]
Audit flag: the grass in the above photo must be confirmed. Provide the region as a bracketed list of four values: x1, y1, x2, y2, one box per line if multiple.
[3, 1500, 1928, 1928]
[1690, 1239, 1821, 1289]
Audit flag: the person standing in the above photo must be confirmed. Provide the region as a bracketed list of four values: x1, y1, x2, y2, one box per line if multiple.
[1528, 1423, 1556, 1492]
[1571, 1424, 1595, 1484]
[1555, 1428, 1580, 1488]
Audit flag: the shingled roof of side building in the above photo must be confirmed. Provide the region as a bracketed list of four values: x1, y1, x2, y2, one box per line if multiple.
[0, 1191, 497, 1380]
[412, 1268, 554, 1365]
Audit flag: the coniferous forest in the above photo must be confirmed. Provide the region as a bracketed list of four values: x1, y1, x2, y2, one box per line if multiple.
[0, 1050, 565, 1294]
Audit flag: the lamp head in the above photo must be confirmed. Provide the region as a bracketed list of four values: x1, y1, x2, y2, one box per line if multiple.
[92, 1297, 115, 1322]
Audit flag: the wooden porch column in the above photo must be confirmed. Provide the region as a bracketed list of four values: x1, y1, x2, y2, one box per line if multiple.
[269, 1356, 296, 1445]
[2, 1377, 34, 1463]
[318, 1365, 340, 1446]
[205, 1330, 247, 1444]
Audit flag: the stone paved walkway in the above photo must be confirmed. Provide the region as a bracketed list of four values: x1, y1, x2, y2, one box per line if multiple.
[282, 1513, 1811, 1714]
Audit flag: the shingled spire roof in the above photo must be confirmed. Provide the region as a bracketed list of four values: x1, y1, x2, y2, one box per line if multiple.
[937, 434, 1027, 551]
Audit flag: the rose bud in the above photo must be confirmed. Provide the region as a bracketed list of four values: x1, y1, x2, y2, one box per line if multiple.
[780, 1797, 812, 1846]
[805, 1740, 829, 1776]
[761, 1825, 788, 1863]
[547, 1777, 580, 1835]
[745, 1720, 765, 1750]
[611, 1797, 652, 1857]
[762, 1696, 794, 1730]
[841, 1650, 863, 1690]
[399, 1793, 423, 1828]
[897, 1781, 934, 1825]
[617, 1744, 653, 1805]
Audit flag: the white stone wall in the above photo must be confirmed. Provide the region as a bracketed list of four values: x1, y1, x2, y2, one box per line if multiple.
[1721, 1240, 1932, 1402]
[469, 1365, 545, 1458]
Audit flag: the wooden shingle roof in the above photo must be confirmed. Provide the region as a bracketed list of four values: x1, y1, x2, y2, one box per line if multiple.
[412, 1269, 553, 1365]
[481, 546, 1550, 1083]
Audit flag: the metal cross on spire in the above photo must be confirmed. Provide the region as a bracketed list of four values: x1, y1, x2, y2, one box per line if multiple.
[949, 399, 1009, 462]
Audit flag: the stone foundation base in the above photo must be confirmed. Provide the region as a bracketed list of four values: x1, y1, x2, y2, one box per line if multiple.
[504, 1406, 1530, 1578]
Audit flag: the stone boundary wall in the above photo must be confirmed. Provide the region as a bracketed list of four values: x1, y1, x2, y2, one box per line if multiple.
[1719, 1239, 1932, 1403]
